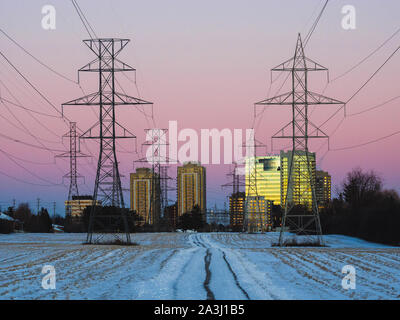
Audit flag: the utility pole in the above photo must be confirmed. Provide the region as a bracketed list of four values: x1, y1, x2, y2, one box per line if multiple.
[255, 34, 344, 246]
[53, 202, 56, 219]
[36, 198, 40, 215]
[56, 122, 88, 216]
[63, 38, 152, 244]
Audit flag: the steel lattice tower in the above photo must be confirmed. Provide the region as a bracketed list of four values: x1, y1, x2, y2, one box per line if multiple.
[256, 34, 343, 246]
[135, 128, 173, 224]
[222, 162, 245, 229]
[63, 38, 152, 244]
[222, 162, 243, 198]
[56, 122, 87, 216]
[243, 137, 268, 233]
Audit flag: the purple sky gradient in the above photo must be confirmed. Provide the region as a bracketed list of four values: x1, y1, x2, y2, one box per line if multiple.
[0, 0, 399, 213]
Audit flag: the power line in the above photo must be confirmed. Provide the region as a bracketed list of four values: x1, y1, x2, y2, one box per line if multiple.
[304, 0, 329, 46]
[0, 81, 69, 158]
[71, 0, 98, 41]
[0, 27, 78, 84]
[0, 80, 63, 138]
[0, 132, 65, 152]
[0, 24, 102, 166]
[0, 148, 65, 186]
[316, 40, 400, 131]
[346, 45, 400, 105]
[315, 95, 400, 157]
[0, 148, 56, 165]
[0, 109, 60, 144]
[0, 49, 97, 169]
[0, 51, 97, 186]
[347, 95, 400, 117]
[0, 96, 60, 118]
[0, 88, 61, 144]
[0, 169, 64, 187]
[330, 26, 400, 82]
[330, 130, 400, 152]
[0, 50, 69, 126]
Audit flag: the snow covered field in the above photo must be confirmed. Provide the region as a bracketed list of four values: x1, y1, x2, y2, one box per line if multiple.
[0, 232, 399, 300]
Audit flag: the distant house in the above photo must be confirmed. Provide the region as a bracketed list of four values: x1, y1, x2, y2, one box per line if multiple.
[0, 212, 14, 222]
[0, 212, 23, 233]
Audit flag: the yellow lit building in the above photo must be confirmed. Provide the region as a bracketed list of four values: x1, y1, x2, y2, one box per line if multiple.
[245, 156, 281, 206]
[64, 195, 101, 218]
[177, 162, 206, 216]
[245, 196, 272, 232]
[229, 192, 245, 230]
[316, 170, 331, 209]
[130, 168, 161, 225]
[280, 150, 316, 209]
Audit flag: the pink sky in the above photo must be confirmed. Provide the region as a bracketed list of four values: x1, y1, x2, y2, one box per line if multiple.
[0, 0, 399, 212]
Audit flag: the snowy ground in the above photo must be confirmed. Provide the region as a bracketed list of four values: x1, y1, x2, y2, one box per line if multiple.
[0, 232, 399, 300]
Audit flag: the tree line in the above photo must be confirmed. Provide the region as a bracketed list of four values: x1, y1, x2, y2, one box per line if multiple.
[0, 203, 53, 233]
[320, 168, 400, 245]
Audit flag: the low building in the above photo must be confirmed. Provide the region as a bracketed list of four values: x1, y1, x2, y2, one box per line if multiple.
[245, 155, 281, 205]
[130, 167, 161, 226]
[316, 170, 332, 209]
[64, 195, 101, 218]
[229, 192, 245, 230]
[177, 162, 206, 217]
[244, 196, 272, 232]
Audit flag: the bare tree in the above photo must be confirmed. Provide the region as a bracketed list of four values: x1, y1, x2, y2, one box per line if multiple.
[341, 168, 382, 209]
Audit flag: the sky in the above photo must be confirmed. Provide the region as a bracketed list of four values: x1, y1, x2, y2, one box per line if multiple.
[0, 0, 399, 214]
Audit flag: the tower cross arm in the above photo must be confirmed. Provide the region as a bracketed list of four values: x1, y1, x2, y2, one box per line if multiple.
[79, 121, 137, 140]
[271, 56, 328, 72]
[255, 91, 292, 105]
[79, 57, 136, 73]
[114, 92, 153, 106]
[82, 38, 130, 57]
[62, 92, 100, 106]
[61, 92, 153, 107]
[255, 91, 344, 106]
[271, 120, 329, 140]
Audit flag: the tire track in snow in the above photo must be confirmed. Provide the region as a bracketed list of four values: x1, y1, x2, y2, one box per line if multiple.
[159, 249, 178, 271]
[192, 234, 207, 248]
[226, 248, 282, 299]
[221, 251, 250, 299]
[203, 234, 287, 299]
[203, 249, 215, 300]
[196, 234, 252, 299]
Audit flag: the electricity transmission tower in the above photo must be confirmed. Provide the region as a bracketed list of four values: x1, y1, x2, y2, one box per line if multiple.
[256, 34, 343, 246]
[243, 137, 268, 233]
[63, 38, 152, 244]
[56, 122, 88, 216]
[134, 128, 173, 225]
[222, 162, 244, 199]
[222, 162, 245, 230]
